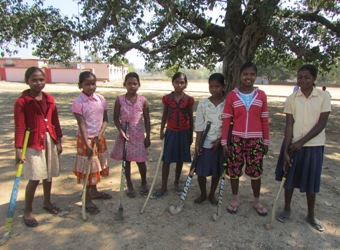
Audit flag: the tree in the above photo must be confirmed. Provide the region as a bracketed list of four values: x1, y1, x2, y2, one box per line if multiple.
[1, 0, 339, 90]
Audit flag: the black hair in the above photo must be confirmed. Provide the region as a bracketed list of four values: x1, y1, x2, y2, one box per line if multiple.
[298, 64, 318, 78]
[240, 61, 257, 75]
[78, 71, 96, 89]
[172, 72, 188, 84]
[208, 73, 225, 87]
[25, 66, 45, 83]
[123, 72, 140, 86]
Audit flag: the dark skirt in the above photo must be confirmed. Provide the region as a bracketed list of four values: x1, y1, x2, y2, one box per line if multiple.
[162, 129, 192, 164]
[195, 147, 224, 177]
[275, 145, 324, 193]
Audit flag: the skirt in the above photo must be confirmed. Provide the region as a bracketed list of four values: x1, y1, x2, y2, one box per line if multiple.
[162, 129, 192, 164]
[24, 133, 59, 181]
[275, 145, 324, 193]
[73, 135, 109, 185]
[195, 147, 224, 177]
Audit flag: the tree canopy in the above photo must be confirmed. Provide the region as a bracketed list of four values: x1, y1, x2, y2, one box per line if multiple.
[1, 0, 339, 89]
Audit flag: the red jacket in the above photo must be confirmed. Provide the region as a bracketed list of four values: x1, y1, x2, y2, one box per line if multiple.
[221, 88, 269, 146]
[14, 90, 63, 150]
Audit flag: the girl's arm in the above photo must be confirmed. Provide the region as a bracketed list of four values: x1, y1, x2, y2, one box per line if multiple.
[143, 99, 151, 148]
[290, 112, 330, 152]
[195, 131, 203, 155]
[52, 105, 63, 155]
[160, 103, 168, 140]
[113, 97, 128, 141]
[283, 114, 294, 170]
[14, 100, 26, 163]
[189, 104, 194, 145]
[73, 113, 92, 158]
[98, 109, 108, 141]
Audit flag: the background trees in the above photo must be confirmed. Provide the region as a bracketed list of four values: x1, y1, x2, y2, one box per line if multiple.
[1, 0, 339, 89]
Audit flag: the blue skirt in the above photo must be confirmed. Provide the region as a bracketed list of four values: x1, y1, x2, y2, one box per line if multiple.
[275, 145, 324, 193]
[162, 129, 192, 164]
[195, 147, 224, 177]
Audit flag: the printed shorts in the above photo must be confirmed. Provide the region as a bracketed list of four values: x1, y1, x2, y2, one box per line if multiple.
[226, 136, 265, 179]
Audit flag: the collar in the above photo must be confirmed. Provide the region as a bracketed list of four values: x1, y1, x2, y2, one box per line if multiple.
[21, 89, 54, 103]
[79, 92, 100, 102]
[296, 87, 318, 98]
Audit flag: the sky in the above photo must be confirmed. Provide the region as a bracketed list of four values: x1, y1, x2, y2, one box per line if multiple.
[12, 0, 146, 68]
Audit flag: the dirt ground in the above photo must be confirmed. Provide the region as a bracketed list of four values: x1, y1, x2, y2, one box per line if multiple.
[0, 81, 339, 250]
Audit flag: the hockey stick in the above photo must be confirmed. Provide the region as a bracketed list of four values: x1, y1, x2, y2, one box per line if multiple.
[266, 171, 287, 230]
[140, 139, 165, 214]
[213, 121, 233, 221]
[81, 143, 97, 221]
[115, 122, 129, 221]
[169, 121, 211, 215]
[0, 129, 30, 246]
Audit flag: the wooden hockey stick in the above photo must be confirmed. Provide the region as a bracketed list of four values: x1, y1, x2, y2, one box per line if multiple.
[169, 121, 211, 215]
[0, 129, 30, 246]
[82, 143, 97, 221]
[140, 139, 165, 214]
[115, 122, 129, 221]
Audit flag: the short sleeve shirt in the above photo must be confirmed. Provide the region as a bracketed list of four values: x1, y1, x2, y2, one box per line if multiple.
[284, 88, 331, 146]
[195, 98, 224, 148]
[71, 92, 108, 137]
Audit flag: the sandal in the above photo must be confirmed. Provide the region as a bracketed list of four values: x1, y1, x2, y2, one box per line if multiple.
[209, 195, 218, 206]
[150, 190, 168, 200]
[91, 192, 112, 200]
[277, 211, 290, 223]
[23, 216, 39, 227]
[194, 195, 207, 204]
[126, 189, 136, 198]
[43, 205, 62, 215]
[306, 217, 324, 232]
[227, 202, 239, 214]
[173, 183, 182, 195]
[85, 205, 100, 215]
[253, 203, 268, 216]
[140, 186, 149, 196]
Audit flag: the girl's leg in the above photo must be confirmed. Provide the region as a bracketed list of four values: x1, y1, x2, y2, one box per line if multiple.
[174, 161, 183, 185]
[85, 185, 100, 214]
[277, 188, 294, 222]
[24, 180, 40, 218]
[136, 162, 147, 186]
[209, 176, 219, 205]
[252, 178, 267, 216]
[137, 162, 149, 195]
[42, 179, 61, 213]
[125, 161, 134, 191]
[159, 162, 170, 194]
[194, 176, 207, 203]
[305, 193, 323, 231]
[227, 178, 239, 214]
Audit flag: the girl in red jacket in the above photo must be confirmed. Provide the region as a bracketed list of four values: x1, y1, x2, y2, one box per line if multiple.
[14, 67, 63, 227]
[221, 62, 269, 216]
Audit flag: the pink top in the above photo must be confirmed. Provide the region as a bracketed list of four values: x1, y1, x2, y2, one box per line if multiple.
[71, 92, 107, 137]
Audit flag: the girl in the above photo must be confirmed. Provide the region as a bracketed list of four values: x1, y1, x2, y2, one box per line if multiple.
[14, 67, 63, 227]
[110, 72, 150, 198]
[276, 64, 331, 232]
[221, 62, 269, 216]
[194, 73, 225, 205]
[151, 72, 194, 199]
[72, 71, 111, 215]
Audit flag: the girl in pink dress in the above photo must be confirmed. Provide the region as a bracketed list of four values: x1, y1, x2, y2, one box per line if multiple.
[110, 72, 151, 198]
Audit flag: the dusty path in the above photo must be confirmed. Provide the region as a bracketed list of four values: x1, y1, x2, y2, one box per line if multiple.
[0, 81, 339, 250]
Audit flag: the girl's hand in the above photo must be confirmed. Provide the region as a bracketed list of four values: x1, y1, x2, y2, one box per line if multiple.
[222, 145, 229, 156]
[86, 145, 93, 159]
[56, 143, 63, 155]
[122, 131, 129, 142]
[283, 152, 292, 172]
[263, 145, 268, 155]
[15, 148, 24, 164]
[160, 130, 165, 140]
[144, 137, 151, 148]
[289, 141, 303, 152]
[211, 138, 221, 152]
